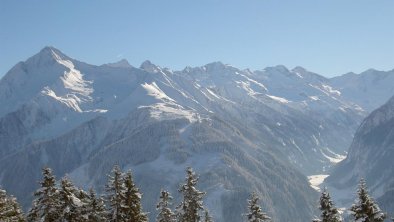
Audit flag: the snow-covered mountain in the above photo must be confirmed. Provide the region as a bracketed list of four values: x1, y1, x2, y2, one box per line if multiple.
[330, 69, 394, 112]
[175, 63, 368, 174]
[326, 96, 394, 218]
[0, 47, 393, 221]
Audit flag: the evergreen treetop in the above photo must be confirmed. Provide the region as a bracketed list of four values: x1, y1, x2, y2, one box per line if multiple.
[123, 170, 148, 222]
[176, 167, 206, 222]
[316, 188, 341, 222]
[350, 178, 386, 222]
[105, 165, 126, 222]
[58, 176, 86, 221]
[245, 192, 271, 222]
[156, 190, 175, 222]
[27, 167, 62, 222]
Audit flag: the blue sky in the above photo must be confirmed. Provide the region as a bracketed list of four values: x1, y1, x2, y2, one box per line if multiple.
[1, 0, 393, 77]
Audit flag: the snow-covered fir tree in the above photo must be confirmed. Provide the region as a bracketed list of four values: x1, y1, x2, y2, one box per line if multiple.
[176, 167, 206, 222]
[75, 187, 91, 220]
[58, 176, 85, 221]
[314, 188, 341, 222]
[203, 209, 214, 222]
[245, 192, 271, 222]
[350, 179, 386, 222]
[156, 190, 175, 222]
[0, 188, 25, 222]
[105, 165, 126, 222]
[85, 188, 107, 222]
[123, 170, 148, 222]
[27, 167, 62, 222]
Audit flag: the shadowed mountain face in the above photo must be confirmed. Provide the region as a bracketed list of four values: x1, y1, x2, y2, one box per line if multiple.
[326, 96, 394, 217]
[0, 47, 393, 221]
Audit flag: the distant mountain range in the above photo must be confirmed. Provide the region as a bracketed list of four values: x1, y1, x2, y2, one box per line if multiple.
[0, 47, 393, 222]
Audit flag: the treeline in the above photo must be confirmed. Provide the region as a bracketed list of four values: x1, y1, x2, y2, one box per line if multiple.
[0, 166, 392, 222]
[0, 166, 269, 222]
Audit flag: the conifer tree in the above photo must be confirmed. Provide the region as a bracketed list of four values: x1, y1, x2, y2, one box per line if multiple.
[156, 190, 175, 222]
[350, 179, 386, 222]
[58, 176, 85, 221]
[315, 188, 341, 222]
[105, 165, 126, 222]
[123, 170, 148, 222]
[27, 167, 62, 222]
[86, 188, 107, 222]
[0, 188, 25, 222]
[176, 167, 206, 222]
[245, 192, 271, 222]
[203, 209, 214, 222]
[75, 187, 91, 220]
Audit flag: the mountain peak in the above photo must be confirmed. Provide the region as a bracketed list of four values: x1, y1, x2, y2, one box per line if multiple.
[274, 65, 289, 72]
[263, 65, 290, 73]
[292, 66, 308, 74]
[181, 62, 227, 74]
[204, 61, 226, 70]
[40, 46, 58, 52]
[105, 59, 132, 68]
[365, 68, 378, 73]
[26, 46, 70, 67]
[140, 60, 161, 73]
[39, 46, 67, 58]
[291, 66, 327, 80]
[339, 72, 357, 78]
